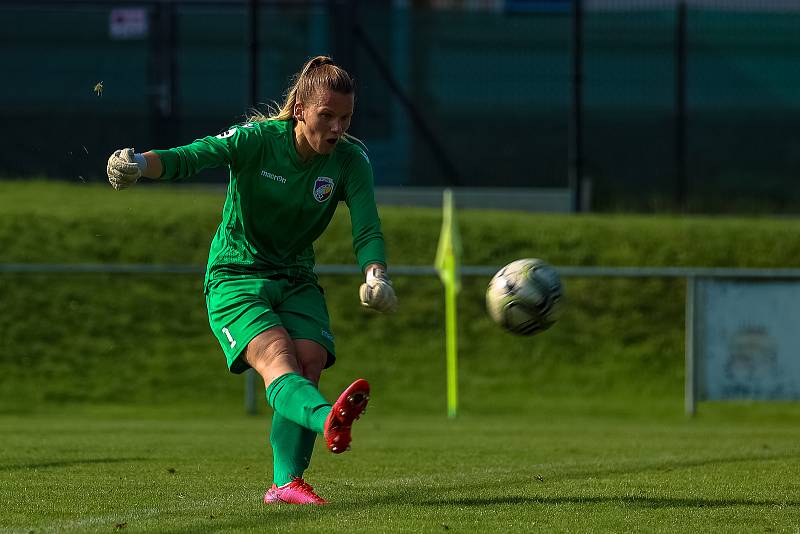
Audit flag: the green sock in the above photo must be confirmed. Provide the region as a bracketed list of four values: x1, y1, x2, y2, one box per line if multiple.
[270, 412, 317, 486]
[265, 372, 331, 434]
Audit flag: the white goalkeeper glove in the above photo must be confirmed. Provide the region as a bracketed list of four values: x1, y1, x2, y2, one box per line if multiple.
[359, 266, 397, 313]
[107, 148, 145, 190]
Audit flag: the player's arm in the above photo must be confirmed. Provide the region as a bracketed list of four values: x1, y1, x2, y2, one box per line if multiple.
[141, 151, 163, 179]
[107, 125, 258, 189]
[343, 149, 397, 313]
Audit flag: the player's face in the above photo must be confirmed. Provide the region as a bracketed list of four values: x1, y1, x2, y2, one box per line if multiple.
[296, 89, 354, 157]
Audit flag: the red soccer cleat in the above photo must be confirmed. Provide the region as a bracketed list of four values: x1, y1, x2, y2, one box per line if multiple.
[324, 378, 370, 454]
[263, 477, 329, 505]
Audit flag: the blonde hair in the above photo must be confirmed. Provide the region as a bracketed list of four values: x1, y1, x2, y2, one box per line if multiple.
[247, 55, 355, 123]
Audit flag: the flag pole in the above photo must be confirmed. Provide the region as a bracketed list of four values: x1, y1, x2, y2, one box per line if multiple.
[445, 276, 458, 418]
[434, 189, 462, 418]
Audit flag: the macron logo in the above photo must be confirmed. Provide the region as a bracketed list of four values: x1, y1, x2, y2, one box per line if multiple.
[261, 170, 286, 184]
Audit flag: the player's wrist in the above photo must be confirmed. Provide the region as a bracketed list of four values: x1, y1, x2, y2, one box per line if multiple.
[132, 153, 148, 173]
[364, 264, 387, 282]
[139, 151, 165, 180]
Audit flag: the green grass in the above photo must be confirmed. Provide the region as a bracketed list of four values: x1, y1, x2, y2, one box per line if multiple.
[2, 403, 799, 533]
[5, 180, 800, 268]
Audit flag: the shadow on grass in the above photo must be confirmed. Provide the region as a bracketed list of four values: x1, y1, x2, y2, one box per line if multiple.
[155, 509, 331, 534]
[555, 450, 800, 481]
[421, 495, 800, 509]
[355, 451, 800, 509]
[0, 457, 147, 472]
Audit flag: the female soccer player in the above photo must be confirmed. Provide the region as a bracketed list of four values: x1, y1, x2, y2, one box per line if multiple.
[106, 55, 397, 505]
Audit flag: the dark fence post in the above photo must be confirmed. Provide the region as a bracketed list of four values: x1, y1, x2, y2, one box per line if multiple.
[329, 0, 358, 72]
[569, 0, 584, 212]
[351, 4, 461, 186]
[328, 0, 358, 133]
[248, 0, 259, 114]
[353, 23, 462, 187]
[148, 1, 178, 149]
[245, 2, 260, 417]
[675, 0, 688, 209]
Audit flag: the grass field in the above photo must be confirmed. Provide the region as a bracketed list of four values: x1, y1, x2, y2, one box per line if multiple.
[2, 403, 800, 533]
[2, 181, 800, 532]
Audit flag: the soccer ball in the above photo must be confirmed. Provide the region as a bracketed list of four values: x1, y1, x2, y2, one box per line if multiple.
[486, 258, 563, 336]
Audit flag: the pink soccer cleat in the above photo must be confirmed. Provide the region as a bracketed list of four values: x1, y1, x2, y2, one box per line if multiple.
[263, 478, 329, 505]
[324, 378, 370, 454]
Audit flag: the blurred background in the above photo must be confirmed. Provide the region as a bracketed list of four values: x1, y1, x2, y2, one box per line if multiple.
[3, 0, 800, 212]
[2, 0, 800, 417]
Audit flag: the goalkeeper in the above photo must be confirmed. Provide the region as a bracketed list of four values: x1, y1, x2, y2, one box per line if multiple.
[106, 55, 397, 505]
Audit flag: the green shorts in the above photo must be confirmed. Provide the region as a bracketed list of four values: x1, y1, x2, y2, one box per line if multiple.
[205, 277, 336, 374]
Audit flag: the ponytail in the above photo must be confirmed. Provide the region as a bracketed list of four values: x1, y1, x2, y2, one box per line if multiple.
[247, 55, 355, 123]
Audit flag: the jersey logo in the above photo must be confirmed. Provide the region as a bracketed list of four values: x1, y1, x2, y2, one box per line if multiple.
[261, 170, 286, 184]
[313, 176, 335, 203]
[216, 128, 236, 139]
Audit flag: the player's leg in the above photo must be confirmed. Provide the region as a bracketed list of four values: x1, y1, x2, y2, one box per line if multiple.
[206, 278, 360, 505]
[276, 284, 370, 454]
[265, 340, 328, 504]
[264, 338, 368, 505]
[245, 328, 332, 433]
[217, 280, 367, 443]
[269, 340, 325, 487]
[206, 278, 329, 431]
[242, 328, 342, 505]
[295, 339, 326, 384]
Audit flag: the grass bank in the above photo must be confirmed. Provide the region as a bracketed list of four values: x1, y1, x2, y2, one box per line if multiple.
[2, 181, 800, 413]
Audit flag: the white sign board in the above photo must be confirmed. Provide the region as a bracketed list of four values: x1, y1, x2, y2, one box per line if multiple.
[110, 8, 149, 40]
[693, 279, 800, 401]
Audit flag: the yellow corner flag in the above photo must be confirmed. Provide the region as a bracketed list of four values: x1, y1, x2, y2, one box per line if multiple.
[434, 189, 462, 418]
[434, 189, 462, 291]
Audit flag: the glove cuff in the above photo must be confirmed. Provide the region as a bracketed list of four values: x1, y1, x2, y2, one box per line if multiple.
[365, 265, 387, 284]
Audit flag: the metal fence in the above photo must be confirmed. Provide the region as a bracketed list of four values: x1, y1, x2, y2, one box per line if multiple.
[5, 261, 800, 414]
[2, 0, 800, 211]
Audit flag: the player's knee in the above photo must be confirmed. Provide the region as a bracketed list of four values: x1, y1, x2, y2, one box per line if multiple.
[244, 328, 297, 377]
[294, 340, 327, 385]
[301, 362, 324, 385]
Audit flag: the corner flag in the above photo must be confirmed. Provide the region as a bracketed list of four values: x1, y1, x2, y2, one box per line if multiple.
[434, 189, 462, 418]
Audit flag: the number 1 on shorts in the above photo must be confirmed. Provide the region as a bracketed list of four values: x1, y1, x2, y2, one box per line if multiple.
[222, 327, 236, 348]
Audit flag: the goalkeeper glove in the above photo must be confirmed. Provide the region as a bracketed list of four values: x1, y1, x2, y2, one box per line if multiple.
[107, 148, 145, 190]
[359, 266, 397, 313]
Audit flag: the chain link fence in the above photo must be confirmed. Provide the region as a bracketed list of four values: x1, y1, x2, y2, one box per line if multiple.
[1, 0, 799, 211]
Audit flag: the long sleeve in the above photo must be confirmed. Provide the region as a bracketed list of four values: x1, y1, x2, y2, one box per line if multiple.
[153, 125, 261, 181]
[343, 148, 386, 272]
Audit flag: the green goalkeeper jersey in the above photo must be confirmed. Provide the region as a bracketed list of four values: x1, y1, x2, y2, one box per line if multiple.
[153, 120, 386, 291]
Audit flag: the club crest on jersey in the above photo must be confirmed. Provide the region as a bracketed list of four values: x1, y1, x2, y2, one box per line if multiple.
[313, 177, 335, 203]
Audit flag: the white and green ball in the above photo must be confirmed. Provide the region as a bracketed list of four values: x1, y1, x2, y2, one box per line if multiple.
[486, 258, 563, 336]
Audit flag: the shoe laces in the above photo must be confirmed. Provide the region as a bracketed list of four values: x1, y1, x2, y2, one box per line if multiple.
[290, 477, 316, 495]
